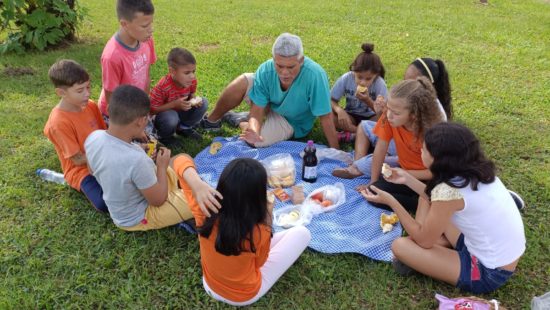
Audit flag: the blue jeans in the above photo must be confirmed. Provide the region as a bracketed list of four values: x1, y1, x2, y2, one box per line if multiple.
[455, 234, 514, 294]
[154, 98, 208, 140]
[354, 120, 398, 176]
[80, 174, 108, 213]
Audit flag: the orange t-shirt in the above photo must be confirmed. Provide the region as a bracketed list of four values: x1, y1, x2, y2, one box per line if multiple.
[373, 114, 425, 170]
[173, 157, 272, 302]
[43, 100, 106, 190]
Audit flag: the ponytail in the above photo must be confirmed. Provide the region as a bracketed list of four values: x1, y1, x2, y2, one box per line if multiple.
[434, 60, 452, 119]
[411, 58, 453, 119]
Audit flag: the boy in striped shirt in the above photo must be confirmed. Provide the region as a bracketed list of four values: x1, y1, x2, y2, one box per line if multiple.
[150, 48, 207, 145]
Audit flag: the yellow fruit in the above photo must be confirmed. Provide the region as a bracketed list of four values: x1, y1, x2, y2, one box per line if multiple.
[209, 142, 222, 155]
[289, 210, 300, 220]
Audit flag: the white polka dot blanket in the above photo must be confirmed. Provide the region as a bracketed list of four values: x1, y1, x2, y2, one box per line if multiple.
[194, 137, 402, 262]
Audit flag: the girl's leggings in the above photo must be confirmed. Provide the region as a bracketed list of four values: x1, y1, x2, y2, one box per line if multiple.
[203, 225, 312, 306]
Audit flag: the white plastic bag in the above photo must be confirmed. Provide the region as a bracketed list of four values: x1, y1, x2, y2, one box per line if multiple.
[261, 153, 296, 188]
[300, 147, 353, 165]
[304, 182, 346, 214]
[317, 148, 354, 165]
[273, 204, 314, 228]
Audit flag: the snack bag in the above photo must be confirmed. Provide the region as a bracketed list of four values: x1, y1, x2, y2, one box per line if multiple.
[435, 293, 504, 310]
[291, 185, 305, 205]
[272, 188, 290, 202]
[146, 139, 158, 158]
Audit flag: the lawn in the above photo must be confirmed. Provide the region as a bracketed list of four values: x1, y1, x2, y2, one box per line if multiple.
[1, 0, 549, 308]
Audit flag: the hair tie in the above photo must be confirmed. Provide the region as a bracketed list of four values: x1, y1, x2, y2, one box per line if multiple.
[416, 58, 434, 83]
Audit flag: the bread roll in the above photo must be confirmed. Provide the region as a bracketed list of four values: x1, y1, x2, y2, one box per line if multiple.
[381, 163, 392, 178]
[356, 85, 368, 94]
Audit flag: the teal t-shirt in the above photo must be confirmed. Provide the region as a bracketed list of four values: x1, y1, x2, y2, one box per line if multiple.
[248, 57, 331, 138]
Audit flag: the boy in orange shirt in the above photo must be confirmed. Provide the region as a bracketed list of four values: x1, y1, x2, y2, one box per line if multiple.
[43, 60, 108, 213]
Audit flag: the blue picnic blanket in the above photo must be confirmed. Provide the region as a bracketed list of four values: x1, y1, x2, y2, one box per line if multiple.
[193, 137, 402, 262]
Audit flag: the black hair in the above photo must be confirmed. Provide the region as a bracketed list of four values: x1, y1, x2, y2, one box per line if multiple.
[48, 59, 89, 88]
[116, 0, 154, 21]
[108, 85, 150, 125]
[411, 58, 452, 119]
[424, 122, 496, 197]
[349, 43, 385, 79]
[167, 47, 196, 68]
[199, 158, 269, 256]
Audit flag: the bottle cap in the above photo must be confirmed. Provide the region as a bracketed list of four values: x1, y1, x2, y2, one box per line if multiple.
[36, 168, 42, 175]
[307, 140, 313, 145]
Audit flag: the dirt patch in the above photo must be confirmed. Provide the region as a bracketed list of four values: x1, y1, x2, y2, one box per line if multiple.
[197, 43, 220, 52]
[3, 66, 36, 77]
[251, 36, 272, 45]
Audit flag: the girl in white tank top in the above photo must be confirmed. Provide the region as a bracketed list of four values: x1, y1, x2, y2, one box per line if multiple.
[360, 122, 525, 294]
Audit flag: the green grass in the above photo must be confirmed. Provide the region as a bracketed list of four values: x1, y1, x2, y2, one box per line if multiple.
[1, 0, 549, 308]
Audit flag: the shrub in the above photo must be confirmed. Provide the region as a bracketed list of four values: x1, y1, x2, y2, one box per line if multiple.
[0, 0, 87, 54]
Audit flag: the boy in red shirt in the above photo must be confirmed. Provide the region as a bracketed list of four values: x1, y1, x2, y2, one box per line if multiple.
[98, 0, 156, 123]
[43, 60, 108, 213]
[150, 48, 208, 144]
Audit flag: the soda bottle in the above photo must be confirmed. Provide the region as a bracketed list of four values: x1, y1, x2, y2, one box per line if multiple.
[36, 168, 66, 185]
[302, 140, 318, 183]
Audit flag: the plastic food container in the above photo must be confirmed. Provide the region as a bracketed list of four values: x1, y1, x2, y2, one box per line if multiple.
[262, 153, 296, 188]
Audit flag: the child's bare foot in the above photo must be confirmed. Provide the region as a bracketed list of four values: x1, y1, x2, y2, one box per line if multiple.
[332, 165, 363, 179]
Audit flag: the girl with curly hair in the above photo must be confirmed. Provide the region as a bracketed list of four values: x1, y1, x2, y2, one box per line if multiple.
[335, 77, 445, 211]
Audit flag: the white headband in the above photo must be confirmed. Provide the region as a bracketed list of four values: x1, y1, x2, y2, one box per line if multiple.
[416, 58, 434, 83]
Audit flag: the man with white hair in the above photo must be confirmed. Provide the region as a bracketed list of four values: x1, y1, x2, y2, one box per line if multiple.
[201, 33, 339, 149]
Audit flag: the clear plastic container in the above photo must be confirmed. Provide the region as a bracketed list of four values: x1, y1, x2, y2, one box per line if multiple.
[262, 153, 296, 188]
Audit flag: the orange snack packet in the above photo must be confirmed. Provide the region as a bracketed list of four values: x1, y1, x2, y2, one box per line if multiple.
[273, 188, 290, 202]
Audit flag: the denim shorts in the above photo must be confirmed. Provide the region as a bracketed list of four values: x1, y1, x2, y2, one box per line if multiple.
[359, 120, 397, 155]
[455, 234, 514, 294]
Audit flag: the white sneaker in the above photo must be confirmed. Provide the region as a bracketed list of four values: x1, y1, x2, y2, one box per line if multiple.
[509, 190, 525, 211]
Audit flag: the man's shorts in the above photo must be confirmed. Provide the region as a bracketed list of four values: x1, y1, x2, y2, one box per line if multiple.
[242, 72, 255, 105]
[240, 73, 294, 148]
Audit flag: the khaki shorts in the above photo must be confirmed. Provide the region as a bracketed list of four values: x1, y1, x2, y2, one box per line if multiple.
[242, 72, 255, 105]
[254, 110, 294, 147]
[241, 73, 294, 148]
[122, 167, 193, 231]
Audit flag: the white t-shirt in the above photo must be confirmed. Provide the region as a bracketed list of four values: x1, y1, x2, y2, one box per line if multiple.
[432, 177, 526, 268]
[85, 130, 157, 227]
[435, 98, 447, 121]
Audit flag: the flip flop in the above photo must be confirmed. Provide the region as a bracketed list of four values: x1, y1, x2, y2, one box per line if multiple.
[337, 131, 356, 143]
[332, 165, 363, 179]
